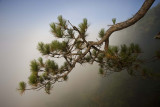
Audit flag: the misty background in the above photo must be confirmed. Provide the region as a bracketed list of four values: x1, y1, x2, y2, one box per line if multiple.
[0, 0, 160, 107]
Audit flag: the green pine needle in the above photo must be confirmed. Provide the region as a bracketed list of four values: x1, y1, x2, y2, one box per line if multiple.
[112, 18, 116, 25]
[50, 40, 67, 52]
[37, 42, 45, 54]
[45, 59, 58, 72]
[50, 40, 61, 51]
[37, 42, 50, 55]
[44, 44, 50, 54]
[19, 81, 26, 94]
[98, 28, 105, 38]
[28, 73, 38, 85]
[50, 23, 64, 38]
[38, 57, 44, 67]
[92, 49, 97, 56]
[57, 15, 67, 29]
[79, 18, 89, 35]
[30, 60, 39, 73]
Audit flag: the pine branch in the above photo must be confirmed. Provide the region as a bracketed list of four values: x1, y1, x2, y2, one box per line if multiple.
[18, 0, 157, 94]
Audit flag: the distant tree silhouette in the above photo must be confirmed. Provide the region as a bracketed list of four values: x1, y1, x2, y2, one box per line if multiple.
[18, 0, 160, 94]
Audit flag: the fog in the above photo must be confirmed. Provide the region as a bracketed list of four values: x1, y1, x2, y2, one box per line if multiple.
[0, 2, 160, 107]
[0, 31, 103, 107]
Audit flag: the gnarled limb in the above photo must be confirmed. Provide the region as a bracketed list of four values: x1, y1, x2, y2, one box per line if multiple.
[92, 0, 155, 49]
[18, 0, 155, 94]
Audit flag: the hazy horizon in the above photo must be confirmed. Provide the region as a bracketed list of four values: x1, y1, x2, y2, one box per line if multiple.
[0, 0, 160, 107]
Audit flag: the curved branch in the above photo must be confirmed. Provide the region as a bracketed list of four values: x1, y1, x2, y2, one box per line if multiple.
[19, 0, 155, 94]
[64, 0, 155, 78]
[68, 0, 155, 73]
[92, 0, 155, 49]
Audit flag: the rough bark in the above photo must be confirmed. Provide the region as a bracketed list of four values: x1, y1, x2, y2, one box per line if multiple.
[95, 0, 155, 50]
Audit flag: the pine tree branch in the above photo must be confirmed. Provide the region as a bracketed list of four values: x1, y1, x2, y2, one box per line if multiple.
[18, 0, 155, 94]
[92, 0, 155, 50]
